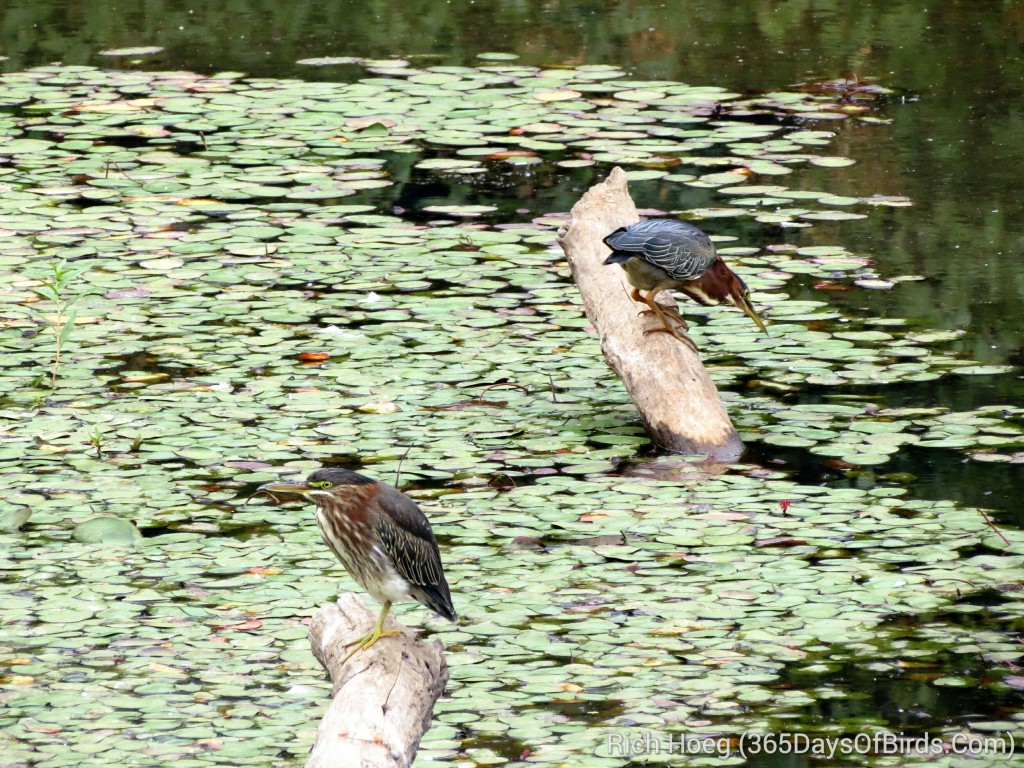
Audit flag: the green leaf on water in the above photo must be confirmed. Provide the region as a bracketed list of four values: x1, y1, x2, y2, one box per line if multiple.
[72, 517, 143, 545]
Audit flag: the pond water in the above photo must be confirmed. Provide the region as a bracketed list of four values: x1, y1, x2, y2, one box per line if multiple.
[0, 1, 1022, 767]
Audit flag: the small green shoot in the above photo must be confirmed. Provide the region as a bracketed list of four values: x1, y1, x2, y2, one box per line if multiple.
[88, 427, 103, 458]
[29, 259, 91, 388]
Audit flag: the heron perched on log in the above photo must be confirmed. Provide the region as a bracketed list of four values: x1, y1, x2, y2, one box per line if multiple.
[258, 468, 456, 664]
[603, 218, 767, 351]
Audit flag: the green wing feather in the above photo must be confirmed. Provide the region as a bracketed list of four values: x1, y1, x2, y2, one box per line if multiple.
[373, 484, 457, 620]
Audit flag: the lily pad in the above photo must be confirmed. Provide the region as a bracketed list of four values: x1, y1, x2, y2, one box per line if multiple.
[72, 517, 143, 544]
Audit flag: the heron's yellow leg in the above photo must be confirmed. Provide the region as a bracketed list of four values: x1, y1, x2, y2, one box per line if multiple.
[642, 288, 699, 352]
[339, 600, 401, 665]
[632, 287, 688, 328]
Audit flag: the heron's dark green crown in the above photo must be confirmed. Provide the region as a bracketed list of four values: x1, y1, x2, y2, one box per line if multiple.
[307, 468, 376, 487]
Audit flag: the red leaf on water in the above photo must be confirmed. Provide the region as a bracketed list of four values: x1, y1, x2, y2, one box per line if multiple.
[213, 619, 262, 632]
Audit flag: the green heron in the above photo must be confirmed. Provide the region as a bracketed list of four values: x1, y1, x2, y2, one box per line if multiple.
[603, 218, 768, 352]
[258, 468, 456, 664]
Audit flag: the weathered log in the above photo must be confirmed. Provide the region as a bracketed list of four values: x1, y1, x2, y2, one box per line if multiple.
[556, 167, 744, 460]
[306, 594, 449, 768]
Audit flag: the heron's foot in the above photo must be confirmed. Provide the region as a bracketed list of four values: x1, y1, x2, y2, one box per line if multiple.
[339, 627, 401, 665]
[644, 325, 700, 353]
[638, 306, 688, 329]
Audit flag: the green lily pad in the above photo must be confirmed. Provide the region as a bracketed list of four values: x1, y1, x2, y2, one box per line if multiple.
[72, 517, 143, 545]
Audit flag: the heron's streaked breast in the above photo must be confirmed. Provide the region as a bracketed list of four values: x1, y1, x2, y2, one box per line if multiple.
[314, 493, 408, 603]
[679, 283, 716, 306]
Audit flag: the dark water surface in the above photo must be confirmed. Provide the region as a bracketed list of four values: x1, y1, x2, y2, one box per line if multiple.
[3, 4, 1020, 350]
[3, 0, 1022, 763]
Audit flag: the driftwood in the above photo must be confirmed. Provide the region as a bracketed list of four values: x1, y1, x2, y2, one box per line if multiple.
[306, 594, 449, 768]
[557, 167, 744, 461]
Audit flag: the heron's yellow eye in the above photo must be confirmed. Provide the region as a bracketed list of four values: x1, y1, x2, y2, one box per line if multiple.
[320, 481, 332, 489]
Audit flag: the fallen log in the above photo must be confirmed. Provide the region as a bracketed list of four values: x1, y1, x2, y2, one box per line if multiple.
[306, 594, 449, 768]
[557, 166, 744, 461]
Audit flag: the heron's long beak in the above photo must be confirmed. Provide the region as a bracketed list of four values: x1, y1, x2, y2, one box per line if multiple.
[257, 482, 311, 496]
[739, 294, 768, 335]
